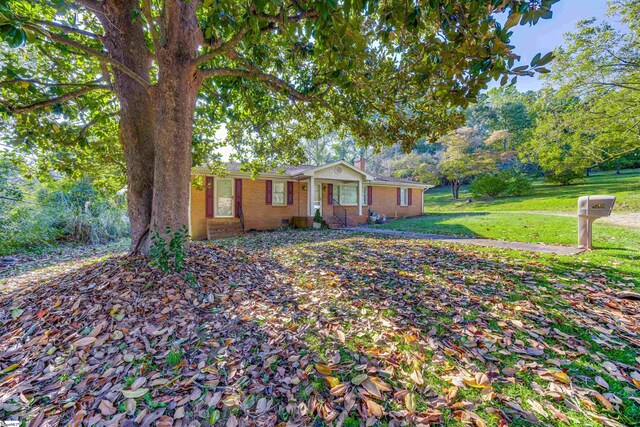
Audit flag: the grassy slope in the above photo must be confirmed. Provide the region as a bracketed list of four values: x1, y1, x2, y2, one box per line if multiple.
[377, 169, 640, 282]
[424, 169, 640, 213]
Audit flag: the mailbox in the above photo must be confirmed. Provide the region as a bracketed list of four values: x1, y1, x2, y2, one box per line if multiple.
[577, 195, 615, 249]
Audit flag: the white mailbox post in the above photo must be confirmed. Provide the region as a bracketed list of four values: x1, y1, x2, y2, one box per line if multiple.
[577, 195, 616, 249]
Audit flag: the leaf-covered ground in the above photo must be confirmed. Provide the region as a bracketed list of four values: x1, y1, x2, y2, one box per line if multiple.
[1, 230, 638, 427]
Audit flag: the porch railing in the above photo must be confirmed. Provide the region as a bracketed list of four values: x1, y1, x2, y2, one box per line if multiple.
[332, 198, 347, 228]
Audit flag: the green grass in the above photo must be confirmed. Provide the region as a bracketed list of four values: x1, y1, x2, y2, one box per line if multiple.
[376, 168, 640, 282]
[378, 214, 640, 283]
[424, 169, 640, 213]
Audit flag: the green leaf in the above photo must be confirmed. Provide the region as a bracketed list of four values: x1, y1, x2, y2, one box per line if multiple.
[530, 53, 541, 67]
[536, 52, 554, 66]
[504, 12, 520, 30]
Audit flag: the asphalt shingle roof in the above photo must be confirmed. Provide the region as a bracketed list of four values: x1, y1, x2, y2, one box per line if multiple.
[220, 162, 426, 185]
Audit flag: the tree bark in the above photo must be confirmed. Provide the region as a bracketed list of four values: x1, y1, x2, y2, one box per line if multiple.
[451, 181, 460, 199]
[149, 71, 201, 243]
[146, 0, 203, 249]
[98, 1, 155, 254]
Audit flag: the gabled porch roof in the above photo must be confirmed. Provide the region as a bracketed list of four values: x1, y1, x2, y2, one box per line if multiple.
[289, 160, 375, 181]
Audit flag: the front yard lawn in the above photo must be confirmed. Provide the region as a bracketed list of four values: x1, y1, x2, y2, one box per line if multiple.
[423, 169, 640, 213]
[375, 213, 640, 283]
[1, 230, 638, 426]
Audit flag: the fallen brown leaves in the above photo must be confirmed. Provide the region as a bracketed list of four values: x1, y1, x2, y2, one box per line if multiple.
[0, 231, 638, 426]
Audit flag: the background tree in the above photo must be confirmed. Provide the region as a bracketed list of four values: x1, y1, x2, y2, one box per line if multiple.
[389, 151, 442, 184]
[523, 0, 640, 183]
[0, 0, 555, 253]
[439, 127, 497, 199]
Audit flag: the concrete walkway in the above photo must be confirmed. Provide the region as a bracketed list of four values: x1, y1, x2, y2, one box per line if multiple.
[343, 226, 585, 255]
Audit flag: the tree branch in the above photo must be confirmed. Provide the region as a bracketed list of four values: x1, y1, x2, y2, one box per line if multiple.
[200, 67, 317, 102]
[192, 8, 319, 67]
[31, 28, 151, 89]
[34, 19, 104, 41]
[192, 24, 251, 66]
[73, 0, 102, 13]
[78, 111, 117, 141]
[0, 78, 107, 88]
[4, 86, 111, 114]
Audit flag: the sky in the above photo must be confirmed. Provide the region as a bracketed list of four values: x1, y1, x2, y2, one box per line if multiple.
[497, 0, 610, 92]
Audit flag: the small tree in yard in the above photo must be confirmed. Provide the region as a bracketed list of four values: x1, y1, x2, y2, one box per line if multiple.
[0, 0, 554, 254]
[439, 127, 496, 199]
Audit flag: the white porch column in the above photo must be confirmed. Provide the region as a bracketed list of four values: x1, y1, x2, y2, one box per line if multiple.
[308, 177, 315, 216]
[358, 179, 363, 216]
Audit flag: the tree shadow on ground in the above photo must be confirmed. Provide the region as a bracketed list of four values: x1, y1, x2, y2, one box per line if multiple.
[381, 212, 489, 239]
[0, 230, 637, 426]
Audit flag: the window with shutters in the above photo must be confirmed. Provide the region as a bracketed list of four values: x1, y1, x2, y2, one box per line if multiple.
[400, 187, 409, 206]
[272, 181, 286, 206]
[215, 178, 234, 217]
[362, 186, 368, 206]
[336, 184, 358, 205]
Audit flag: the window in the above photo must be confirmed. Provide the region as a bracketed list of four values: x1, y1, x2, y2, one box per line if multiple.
[337, 184, 358, 205]
[362, 186, 368, 206]
[216, 178, 234, 217]
[400, 187, 409, 206]
[313, 183, 322, 214]
[272, 181, 286, 205]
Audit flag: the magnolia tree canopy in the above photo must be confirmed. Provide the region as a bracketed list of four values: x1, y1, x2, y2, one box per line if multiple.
[0, 0, 555, 253]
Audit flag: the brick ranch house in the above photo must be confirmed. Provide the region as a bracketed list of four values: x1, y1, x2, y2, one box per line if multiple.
[189, 159, 432, 239]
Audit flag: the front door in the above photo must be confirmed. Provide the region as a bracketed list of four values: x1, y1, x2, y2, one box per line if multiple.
[313, 182, 322, 216]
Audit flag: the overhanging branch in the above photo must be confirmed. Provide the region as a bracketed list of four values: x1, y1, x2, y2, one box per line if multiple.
[0, 78, 107, 88]
[192, 8, 319, 67]
[34, 19, 104, 41]
[200, 67, 317, 102]
[4, 86, 111, 114]
[24, 23, 151, 89]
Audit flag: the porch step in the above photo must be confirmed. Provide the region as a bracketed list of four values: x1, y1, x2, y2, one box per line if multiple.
[325, 216, 361, 229]
[207, 218, 243, 240]
[324, 218, 344, 229]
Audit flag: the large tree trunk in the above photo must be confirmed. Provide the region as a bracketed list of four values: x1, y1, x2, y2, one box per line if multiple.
[149, 71, 201, 243]
[145, 1, 203, 250]
[98, 0, 203, 254]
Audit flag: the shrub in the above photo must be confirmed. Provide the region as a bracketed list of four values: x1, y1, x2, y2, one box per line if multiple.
[149, 225, 190, 273]
[0, 176, 129, 256]
[505, 172, 532, 197]
[470, 174, 508, 199]
[471, 172, 532, 199]
[544, 169, 583, 185]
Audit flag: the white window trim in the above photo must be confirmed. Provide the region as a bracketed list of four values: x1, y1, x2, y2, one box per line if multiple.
[271, 180, 287, 206]
[215, 177, 234, 217]
[337, 183, 358, 206]
[362, 185, 369, 206]
[400, 187, 409, 207]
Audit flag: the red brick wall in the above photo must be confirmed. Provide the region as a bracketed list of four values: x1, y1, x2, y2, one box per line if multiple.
[241, 178, 308, 231]
[191, 177, 423, 239]
[368, 185, 423, 219]
[191, 177, 308, 239]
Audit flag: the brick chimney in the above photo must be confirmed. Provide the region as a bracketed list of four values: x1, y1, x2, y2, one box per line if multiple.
[354, 157, 366, 172]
